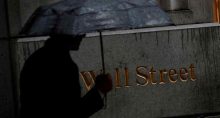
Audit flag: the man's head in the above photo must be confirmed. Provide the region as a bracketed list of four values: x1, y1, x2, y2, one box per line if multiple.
[48, 34, 85, 50]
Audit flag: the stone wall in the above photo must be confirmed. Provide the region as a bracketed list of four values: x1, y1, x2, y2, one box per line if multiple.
[0, 40, 15, 118]
[0, 0, 16, 118]
[0, 0, 8, 38]
[16, 26, 220, 118]
[1, 0, 218, 118]
[165, 0, 213, 25]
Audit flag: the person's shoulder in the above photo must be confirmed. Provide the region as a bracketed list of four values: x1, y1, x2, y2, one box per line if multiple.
[28, 47, 46, 59]
[23, 47, 49, 66]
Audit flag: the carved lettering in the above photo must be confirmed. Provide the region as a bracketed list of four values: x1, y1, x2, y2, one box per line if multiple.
[149, 67, 157, 84]
[136, 66, 149, 86]
[125, 67, 131, 87]
[115, 68, 122, 88]
[80, 64, 197, 90]
[169, 69, 178, 83]
[159, 69, 167, 84]
[180, 68, 188, 82]
[189, 64, 196, 81]
[80, 71, 96, 91]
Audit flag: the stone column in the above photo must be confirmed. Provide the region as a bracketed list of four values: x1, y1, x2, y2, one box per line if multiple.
[0, 0, 16, 118]
[0, 0, 22, 117]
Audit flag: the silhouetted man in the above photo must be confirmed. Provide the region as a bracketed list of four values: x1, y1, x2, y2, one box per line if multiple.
[20, 34, 112, 118]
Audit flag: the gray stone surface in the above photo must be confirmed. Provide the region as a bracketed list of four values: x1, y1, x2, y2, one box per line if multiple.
[189, 0, 213, 24]
[19, 0, 60, 26]
[0, 40, 15, 118]
[88, 27, 220, 118]
[0, 1, 16, 118]
[16, 27, 220, 118]
[159, 0, 213, 25]
[0, 0, 8, 38]
[206, 115, 220, 118]
[206, 116, 220, 118]
[7, 0, 21, 36]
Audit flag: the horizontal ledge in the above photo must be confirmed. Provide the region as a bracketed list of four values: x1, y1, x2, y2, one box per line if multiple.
[17, 23, 220, 42]
[166, 9, 193, 14]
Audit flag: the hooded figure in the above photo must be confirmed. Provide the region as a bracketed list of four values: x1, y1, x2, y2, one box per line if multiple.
[19, 35, 112, 118]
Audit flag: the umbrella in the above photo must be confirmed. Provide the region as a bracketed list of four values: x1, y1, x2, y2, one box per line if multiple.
[20, 0, 173, 72]
[20, 0, 173, 108]
[20, 0, 173, 36]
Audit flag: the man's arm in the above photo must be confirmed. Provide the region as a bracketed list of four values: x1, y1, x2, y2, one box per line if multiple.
[79, 86, 104, 118]
[78, 74, 112, 118]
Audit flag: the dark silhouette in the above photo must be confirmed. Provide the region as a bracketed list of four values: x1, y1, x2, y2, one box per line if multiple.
[19, 34, 112, 118]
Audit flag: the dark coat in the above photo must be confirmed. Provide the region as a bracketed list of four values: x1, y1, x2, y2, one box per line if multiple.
[20, 40, 103, 118]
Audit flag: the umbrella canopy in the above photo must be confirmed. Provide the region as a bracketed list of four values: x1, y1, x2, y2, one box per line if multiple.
[20, 0, 173, 36]
[19, 0, 173, 109]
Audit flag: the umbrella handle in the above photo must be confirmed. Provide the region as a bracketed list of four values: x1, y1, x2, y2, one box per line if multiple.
[99, 31, 105, 74]
[104, 93, 107, 109]
[99, 31, 108, 109]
